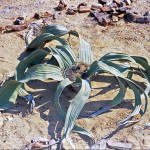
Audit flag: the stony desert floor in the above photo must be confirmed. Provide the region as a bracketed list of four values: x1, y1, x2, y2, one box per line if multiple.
[0, 0, 150, 149]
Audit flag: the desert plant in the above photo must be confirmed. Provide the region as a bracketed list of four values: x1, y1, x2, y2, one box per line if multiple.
[0, 24, 150, 149]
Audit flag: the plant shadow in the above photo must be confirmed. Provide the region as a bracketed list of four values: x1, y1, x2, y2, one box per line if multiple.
[2, 73, 147, 147]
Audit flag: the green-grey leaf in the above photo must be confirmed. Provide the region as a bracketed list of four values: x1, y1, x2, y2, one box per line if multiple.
[69, 31, 93, 65]
[100, 52, 136, 63]
[41, 24, 69, 36]
[54, 78, 93, 145]
[15, 49, 49, 81]
[0, 80, 21, 110]
[64, 79, 91, 148]
[27, 33, 69, 51]
[19, 64, 64, 82]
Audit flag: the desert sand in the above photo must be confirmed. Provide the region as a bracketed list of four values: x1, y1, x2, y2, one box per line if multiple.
[0, 0, 150, 149]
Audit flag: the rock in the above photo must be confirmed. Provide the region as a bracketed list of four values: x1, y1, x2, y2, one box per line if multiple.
[41, 12, 53, 18]
[143, 11, 150, 16]
[17, 16, 25, 20]
[78, 2, 87, 8]
[112, 15, 118, 21]
[101, 6, 112, 12]
[13, 19, 22, 25]
[58, 0, 67, 11]
[93, 11, 111, 26]
[111, 8, 119, 15]
[114, 0, 123, 4]
[120, 2, 126, 7]
[34, 13, 41, 19]
[78, 6, 91, 13]
[67, 8, 77, 15]
[136, 16, 150, 23]
[124, 11, 137, 22]
[108, 2, 118, 8]
[5, 25, 27, 31]
[53, 13, 59, 19]
[118, 7, 127, 12]
[107, 140, 132, 149]
[118, 13, 125, 18]
[124, 0, 131, 5]
[91, 4, 102, 11]
[58, 4, 65, 11]
[98, 0, 112, 4]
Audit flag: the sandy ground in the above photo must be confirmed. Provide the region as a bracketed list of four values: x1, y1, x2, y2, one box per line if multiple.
[0, 0, 150, 149]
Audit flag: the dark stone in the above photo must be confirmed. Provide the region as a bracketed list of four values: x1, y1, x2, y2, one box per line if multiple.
[33, 13, 40, 19]
[118, 7, 127, 12]
[119, 2, 126, 7]
[98, 0, 110, 4]
[13, 19, 22, 25]
[143, 11, 150, 16]
[136, 17, 150, 23]
[124, 11, 136, 22]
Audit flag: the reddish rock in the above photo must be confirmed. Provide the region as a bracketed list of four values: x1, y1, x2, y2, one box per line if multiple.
[59, 0, 67, 7]
[79, 6, 91, 13]
[5, 25, 27, 31]
[58, 4, 65, 11]
[41, 12, 53, 18]
[91, 4, 102, 12]
[92, 11, 111, 26]
[118, 13, 125, 18]
[67, 8, 77, 15]
[78, 2, 87, 8]
[58, 0, 67, 11]
[101, 6, 111, 12]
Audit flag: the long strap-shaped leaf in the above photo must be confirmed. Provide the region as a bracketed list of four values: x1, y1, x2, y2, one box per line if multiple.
[63, 79, 91, 149]
[100, 52, 136, 63]
[50, 47, 73, 69]
[88, 77, 126, 118]
[41, 24, 69, 36]
[15, 49, 49, 81]
[86, 60, 148, 124]
[0, 80, 21, 110]
[54, 79, 93, 147]
[19, 64, 64, 82]
[97, 61, 148, 124]
[70, 31, 93, 65]
[44, 47, 65, 69]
